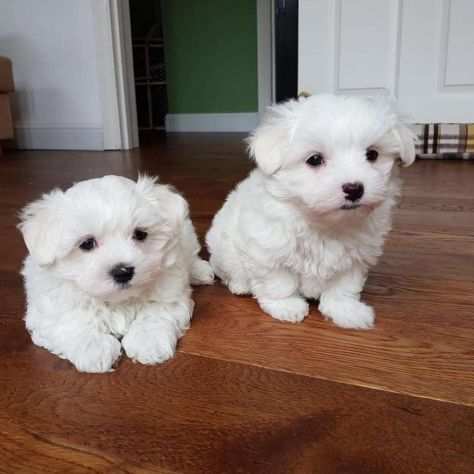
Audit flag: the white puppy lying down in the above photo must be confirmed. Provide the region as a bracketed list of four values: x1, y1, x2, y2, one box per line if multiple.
[207, 94, 416, 329]
[19, 175, 214, 372]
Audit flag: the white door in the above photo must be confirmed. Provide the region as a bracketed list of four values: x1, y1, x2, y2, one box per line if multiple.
[299, 0, 474, 122]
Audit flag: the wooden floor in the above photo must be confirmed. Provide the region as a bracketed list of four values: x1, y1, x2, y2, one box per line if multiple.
[1, 134, 473, 473]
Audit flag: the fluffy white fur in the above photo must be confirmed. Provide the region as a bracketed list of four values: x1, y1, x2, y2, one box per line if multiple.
[19, 175, 214, 373]
[206, 94, 416, 328]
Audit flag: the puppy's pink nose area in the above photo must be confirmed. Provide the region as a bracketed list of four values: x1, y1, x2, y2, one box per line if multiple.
[110, 264, 135, 285]
[342, 182, 364, 202]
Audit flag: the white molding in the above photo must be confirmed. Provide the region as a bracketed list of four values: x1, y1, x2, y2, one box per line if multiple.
[329, 0, 340, 94]
[165, 113, 259, 132]
[93, 0, 138, 150]
[15, 125, 103, 150]
[332, 0, 342, 93]
[257, 0, 274, 115]
[111, 0, 139, 148]
[389, 0, 403, 97]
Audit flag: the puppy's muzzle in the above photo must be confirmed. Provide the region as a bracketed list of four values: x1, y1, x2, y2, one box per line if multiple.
[110, 264, 135, 285]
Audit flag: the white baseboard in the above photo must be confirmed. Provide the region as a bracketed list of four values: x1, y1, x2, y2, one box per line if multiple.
[15, 124, 104, 150]
[165, 113, 258, 133]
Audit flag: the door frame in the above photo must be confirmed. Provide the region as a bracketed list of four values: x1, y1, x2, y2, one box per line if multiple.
[257, 0, 275, 115]
[94, 0, 138, 150]
[98, 0, 274, 148]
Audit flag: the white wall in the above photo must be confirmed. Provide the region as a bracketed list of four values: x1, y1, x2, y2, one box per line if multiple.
[0, 0, 104, 149]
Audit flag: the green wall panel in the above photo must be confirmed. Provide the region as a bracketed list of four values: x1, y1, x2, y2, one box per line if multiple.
[163, 0, 258, 114]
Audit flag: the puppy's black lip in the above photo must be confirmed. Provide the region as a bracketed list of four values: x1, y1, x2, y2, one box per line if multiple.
[340, 203, 361, 210]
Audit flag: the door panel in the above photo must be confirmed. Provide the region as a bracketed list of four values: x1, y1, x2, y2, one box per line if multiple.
[299, 0, 474, 122]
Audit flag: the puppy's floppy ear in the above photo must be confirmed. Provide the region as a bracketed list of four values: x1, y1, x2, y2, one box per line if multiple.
[247, 99, 300, 175]
[18, 189, 67, 265]
[367, 95, 417, 166]
[136, 175, 189, 232]
[393, 122, 417, 166]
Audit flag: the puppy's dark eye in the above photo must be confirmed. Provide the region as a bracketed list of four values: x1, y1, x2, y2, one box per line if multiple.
[366, 149, 379, 162]
[133, 229, 148, 242]
[306, 153, 325, 167]
[79, 237, 97, 252]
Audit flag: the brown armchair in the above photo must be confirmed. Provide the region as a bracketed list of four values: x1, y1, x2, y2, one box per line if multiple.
[0, 56, 15, 155]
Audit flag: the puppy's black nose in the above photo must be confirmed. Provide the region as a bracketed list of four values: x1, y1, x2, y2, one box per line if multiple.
[342, 182, 364, 202]
[110, 264, 135, 284]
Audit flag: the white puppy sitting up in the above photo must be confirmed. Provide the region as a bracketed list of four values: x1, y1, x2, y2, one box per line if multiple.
[19, 175, 214, 372]
[206, 94, 416, 329]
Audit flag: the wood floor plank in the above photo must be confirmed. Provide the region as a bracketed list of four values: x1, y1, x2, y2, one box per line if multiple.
[386, 229, 474, 257]
[393, 209, 474, 234]
[0, 324, 473, 474]
[1, 139, 474, 471]
[375, 247, 474, 281]
[365, 274, 474, 320]
[182, 284, 474, 405]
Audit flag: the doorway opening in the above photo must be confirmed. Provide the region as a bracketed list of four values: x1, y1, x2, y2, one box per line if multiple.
[274, 0, 298, 102]
[117, 0, 279, 147]
[129, 1, 167, 136]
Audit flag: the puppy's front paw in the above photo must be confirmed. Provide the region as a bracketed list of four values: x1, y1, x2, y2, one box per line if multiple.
[72, 334, 122, 373]
[122, 322, 179, 365]
[321, 299, 375, 330]
[258, 296, 309, 323]
[191, 258, 215, 285]
[228, 279, 251, 295]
